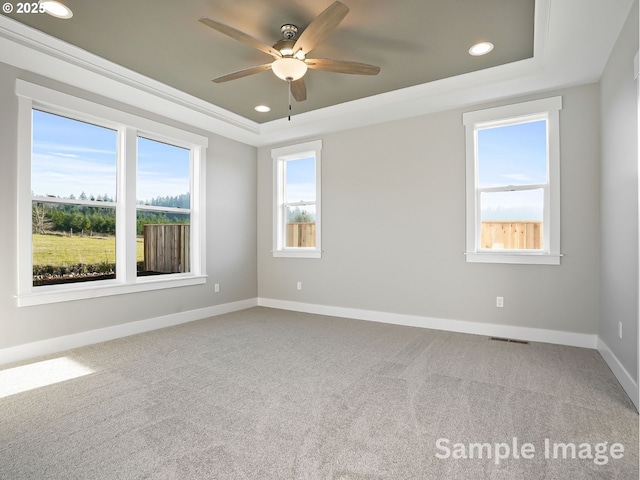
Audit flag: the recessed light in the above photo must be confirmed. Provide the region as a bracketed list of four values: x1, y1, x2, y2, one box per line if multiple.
[255, 105, 271, 113]
[469, 42, 494, 56]
[40, 1, 73, 19]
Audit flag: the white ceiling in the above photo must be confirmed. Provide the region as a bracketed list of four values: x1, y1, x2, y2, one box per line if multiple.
[0, 0, 635, 147]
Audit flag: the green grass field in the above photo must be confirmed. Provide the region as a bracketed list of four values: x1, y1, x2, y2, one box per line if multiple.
[33, 233, 144, 266]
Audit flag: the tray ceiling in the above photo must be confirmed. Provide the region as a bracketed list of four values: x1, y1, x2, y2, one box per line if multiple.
[5, 0, 535, 123]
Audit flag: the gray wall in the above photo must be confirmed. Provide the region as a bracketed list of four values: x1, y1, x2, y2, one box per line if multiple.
[0, 63, 257, 350]
[599, 0, 639, 381]
[257, 84, 601, 335]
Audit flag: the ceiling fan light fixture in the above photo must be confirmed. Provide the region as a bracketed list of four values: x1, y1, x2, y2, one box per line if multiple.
[271, 57, 308, 81]
[469, 42, 494, 56]
[39, 0, 73, 19]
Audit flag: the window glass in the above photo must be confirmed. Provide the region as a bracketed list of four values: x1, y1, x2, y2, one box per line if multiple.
[480, 189, 544, 223]
[285, 157, 316, 203]
[32, 110, 117, 200]
[137, 136, 190, 207]
[477, 120, 547, 188]
[136, 137, 191, 276]
[31, 110, 118, 286]
[476, 119, 547, 252]
[285, 204, 316, 248]
[284, 156, 316, 248]
[480, 190, 544, 250]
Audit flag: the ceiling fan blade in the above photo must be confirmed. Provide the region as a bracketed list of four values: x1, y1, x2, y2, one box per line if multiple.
[306, 58, 380, 75]
[291, 78, 307, 102]
[293, 1, 349, 56]
[212, 64, 273, 83]
[199, 17, 281, 58]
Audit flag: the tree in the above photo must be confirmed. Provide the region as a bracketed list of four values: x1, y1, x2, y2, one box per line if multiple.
[288, 208, 314, 223]
[32, 203, 47, 234]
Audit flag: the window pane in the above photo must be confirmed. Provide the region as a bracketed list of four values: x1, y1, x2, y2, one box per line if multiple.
[285, 157, 315, 203]
[477, 120, 547, 188]
[285, 205, 316, 248]
[136, 210, 190, 276]
[32, 202, 117, 286]
[32, 110, 117, 201]
[137, 137, 190, 208]
[31, 109, 118, 288]
[480, 189, 543, 250]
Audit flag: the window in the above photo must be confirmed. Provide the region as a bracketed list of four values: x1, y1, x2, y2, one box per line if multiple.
[17, 80, 207, 306]
[272, 140, 322, 258]
[31, 110, 118, 286]
[463, 97, 562, 265]
[136, 136, 192, 277]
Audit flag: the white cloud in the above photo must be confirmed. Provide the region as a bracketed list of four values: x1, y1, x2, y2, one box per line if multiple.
[31, 152, 116, 198]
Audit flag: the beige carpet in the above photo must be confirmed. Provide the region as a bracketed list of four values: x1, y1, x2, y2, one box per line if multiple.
[0, 307, 638, 479]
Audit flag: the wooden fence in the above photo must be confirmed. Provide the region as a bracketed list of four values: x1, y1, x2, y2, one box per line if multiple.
[285, 221, 541, 250]
[143, 224, 190, 273]
[481, 221, 542, 250]
[287, 222, 316, 248]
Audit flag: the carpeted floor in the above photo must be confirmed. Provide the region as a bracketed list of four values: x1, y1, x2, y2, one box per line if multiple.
[0, 307, 638, 479]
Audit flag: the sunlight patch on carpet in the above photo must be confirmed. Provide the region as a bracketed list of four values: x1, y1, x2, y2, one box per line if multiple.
[0, 357, 94, 399]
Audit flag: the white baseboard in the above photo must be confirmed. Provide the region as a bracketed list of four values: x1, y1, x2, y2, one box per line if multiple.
[0, 298, 258, 366]
[597, 337, 639, 410]
[257, 298, 598, 349]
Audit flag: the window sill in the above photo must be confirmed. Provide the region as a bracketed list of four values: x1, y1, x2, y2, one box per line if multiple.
[465, 252, 561, 265]
[273, 249, 322, 259]
[16, 275, 207, 307]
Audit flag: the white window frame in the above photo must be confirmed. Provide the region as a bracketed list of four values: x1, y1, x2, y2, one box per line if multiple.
[272, 140, 322, 258]
[463, 96, 562, 265]
[16, 79, 208, 307]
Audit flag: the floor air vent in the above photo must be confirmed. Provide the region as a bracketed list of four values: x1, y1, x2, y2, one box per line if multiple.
[489, 337, 530, 345]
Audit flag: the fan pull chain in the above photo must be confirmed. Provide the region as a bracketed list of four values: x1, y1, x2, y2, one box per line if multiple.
[287, 78, 292, 121]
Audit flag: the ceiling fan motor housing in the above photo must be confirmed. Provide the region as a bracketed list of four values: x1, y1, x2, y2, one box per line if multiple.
[280, 24, 299, 40]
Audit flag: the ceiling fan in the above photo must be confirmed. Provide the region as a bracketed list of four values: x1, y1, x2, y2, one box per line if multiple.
[199, 1, 380, 116]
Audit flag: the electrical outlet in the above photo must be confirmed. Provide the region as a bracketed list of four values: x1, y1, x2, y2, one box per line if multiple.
[618, 321, 622, 339]
[214, 283, 220, 293]
[496, 297, 504, 308]
[296, 281, 302, 290]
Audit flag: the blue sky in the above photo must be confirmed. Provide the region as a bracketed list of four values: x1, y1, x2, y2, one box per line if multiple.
[32, 110, 190, 203]
[477, 120, 547, 221]
[285, 156, 315, 203]
[478, 119, 547, 187]
[137, 137, 190, 202]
